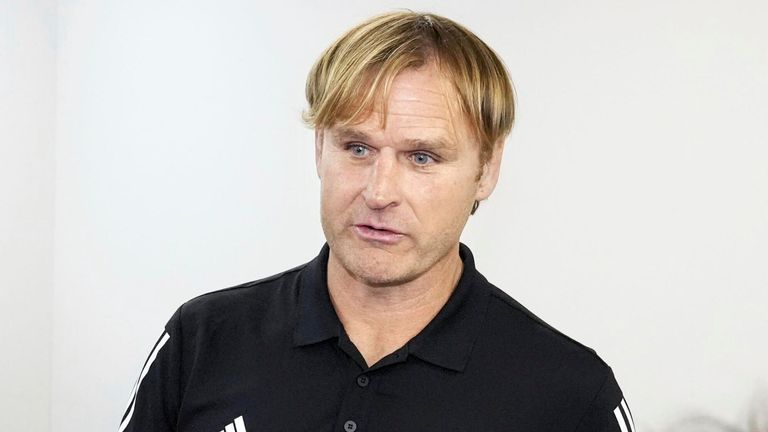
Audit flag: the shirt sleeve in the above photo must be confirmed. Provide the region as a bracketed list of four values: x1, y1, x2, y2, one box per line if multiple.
[118, 307, 184, 432]
[574, 369, 636, 432]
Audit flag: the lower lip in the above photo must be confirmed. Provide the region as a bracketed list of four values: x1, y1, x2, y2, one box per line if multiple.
[353, 225, 404, 245]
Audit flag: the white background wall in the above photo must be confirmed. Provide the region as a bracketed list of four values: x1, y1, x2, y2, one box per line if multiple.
[0, 0, 55, 431]
[2, 0, 767, 431]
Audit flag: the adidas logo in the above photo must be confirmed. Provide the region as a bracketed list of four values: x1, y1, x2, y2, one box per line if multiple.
[219, 416, 247, 432]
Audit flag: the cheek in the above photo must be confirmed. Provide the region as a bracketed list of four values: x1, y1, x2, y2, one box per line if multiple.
[320, 164, 364, 208]
[406, 172, 477, 223]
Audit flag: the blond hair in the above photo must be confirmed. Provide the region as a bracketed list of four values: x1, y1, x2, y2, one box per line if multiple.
[303, 11, 516, 164]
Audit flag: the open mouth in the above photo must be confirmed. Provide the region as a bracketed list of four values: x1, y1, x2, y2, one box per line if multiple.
[360, 224, 397, 233]
[353, 224, 404, 244]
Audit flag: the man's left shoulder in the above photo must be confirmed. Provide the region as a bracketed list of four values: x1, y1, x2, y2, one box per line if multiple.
[476, 284, 619, 394]
[473, 285, 632, 430]
[484, 285, 607, 363]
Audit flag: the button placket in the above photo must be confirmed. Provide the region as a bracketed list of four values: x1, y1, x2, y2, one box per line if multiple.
[334, 341, 402, 432]
[333, 369, 376, 432]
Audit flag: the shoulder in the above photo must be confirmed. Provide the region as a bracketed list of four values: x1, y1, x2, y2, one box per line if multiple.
[489, 284, 608, 367]
[167, 262, 308, 335]
[475, 281, 618, 398]
[484, 283, 608, 368]
[474, 282, 629, 429]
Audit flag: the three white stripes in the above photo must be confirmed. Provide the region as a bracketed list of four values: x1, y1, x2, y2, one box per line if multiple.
[118, 331, 170, 432]
[613, 397, 635, 432]
[220, 416, 247, 432]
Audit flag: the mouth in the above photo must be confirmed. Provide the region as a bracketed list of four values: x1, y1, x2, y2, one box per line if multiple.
[352, 224, 405, 245]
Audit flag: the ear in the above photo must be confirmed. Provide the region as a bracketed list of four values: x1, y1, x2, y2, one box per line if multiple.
[314, 128, 324, 178]
[474, 139, 505, 202]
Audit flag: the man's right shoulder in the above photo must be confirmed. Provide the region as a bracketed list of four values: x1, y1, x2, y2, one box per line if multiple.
[169, 262, 310, 333]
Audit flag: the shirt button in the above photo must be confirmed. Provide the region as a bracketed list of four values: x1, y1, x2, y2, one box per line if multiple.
[356, 375, 370, 387]
[344, 420, 357, 432]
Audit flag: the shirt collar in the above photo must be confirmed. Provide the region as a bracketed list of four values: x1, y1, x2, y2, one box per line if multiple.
[293, 244, 340, 346]
[406, 243, 491, 372]
[292, 243, 492, 373]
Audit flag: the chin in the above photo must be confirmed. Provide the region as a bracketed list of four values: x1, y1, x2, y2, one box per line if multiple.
[361, 267, 414, 287]
[338, 246, 420, 287]
[355, 269, 417, 288]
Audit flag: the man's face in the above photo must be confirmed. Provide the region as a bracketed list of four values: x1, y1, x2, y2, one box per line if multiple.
[315, 63, 503, 287]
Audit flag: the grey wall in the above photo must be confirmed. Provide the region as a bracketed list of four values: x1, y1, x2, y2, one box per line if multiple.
[2, 1, 767, 430]
[0, 0, 56, 430]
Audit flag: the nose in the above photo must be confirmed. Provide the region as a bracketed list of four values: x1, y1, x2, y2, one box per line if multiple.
[362, 151, 401, 210]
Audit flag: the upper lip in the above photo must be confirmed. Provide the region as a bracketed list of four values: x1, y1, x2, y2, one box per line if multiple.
[354, 221, 404, 235]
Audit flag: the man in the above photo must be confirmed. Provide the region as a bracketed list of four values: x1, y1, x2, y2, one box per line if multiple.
[120, 11, 635, 432]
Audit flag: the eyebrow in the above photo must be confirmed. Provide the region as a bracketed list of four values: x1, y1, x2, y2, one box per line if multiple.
[401, 138, 455, 152]
[332, 127, 370, 143]
[332, 126, 456, 152]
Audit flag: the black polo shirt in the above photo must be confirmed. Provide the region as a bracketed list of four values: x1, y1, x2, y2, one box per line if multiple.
[120, 244, 635, 432]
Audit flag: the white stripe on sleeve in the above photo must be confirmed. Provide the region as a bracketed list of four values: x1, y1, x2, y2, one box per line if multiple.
[621, 398, 635, 432]
[613, 405, 629, 432]
[118, 332, 171, 432]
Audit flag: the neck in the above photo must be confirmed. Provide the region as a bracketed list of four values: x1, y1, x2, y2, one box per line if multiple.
[326, 245, 463, 367]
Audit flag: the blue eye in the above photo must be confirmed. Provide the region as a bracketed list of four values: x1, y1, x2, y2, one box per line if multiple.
[411, 152, 434, 166]
[348, 144, 368, 157]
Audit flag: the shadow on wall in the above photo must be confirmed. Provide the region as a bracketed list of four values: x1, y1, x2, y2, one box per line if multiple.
[661, 390, 767, 432]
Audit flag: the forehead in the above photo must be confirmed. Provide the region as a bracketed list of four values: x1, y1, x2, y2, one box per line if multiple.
[333, 65, 476, 148]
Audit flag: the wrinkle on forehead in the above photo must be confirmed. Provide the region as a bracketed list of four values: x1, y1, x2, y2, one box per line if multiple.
[378, 65, 470, 146]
